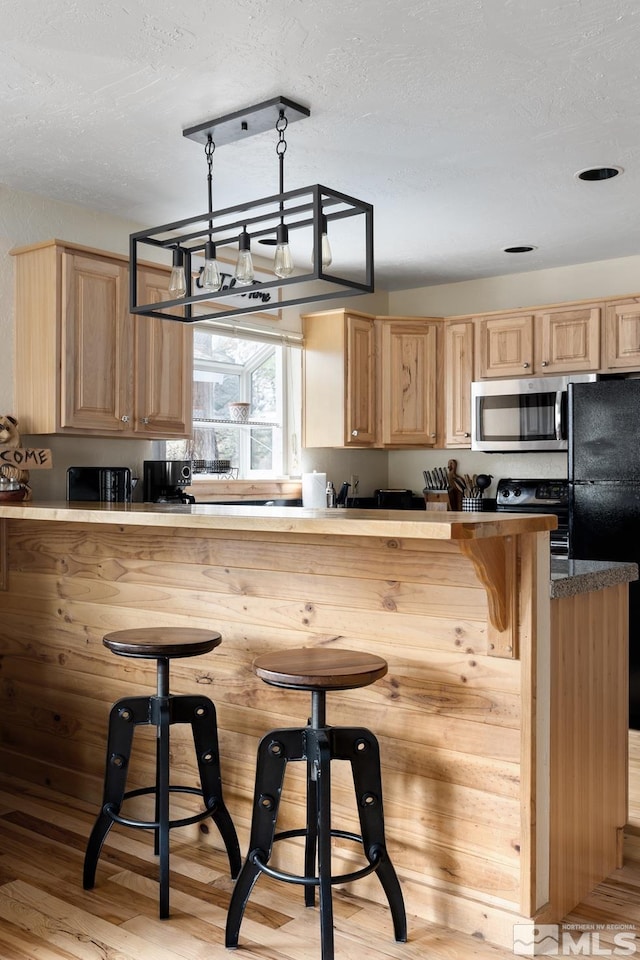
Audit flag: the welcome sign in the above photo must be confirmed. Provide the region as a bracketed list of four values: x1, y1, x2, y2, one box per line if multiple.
[0, 447, 52, 468]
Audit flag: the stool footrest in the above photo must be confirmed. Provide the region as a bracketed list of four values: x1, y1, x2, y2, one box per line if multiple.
[250, 828, 382, 886]
[105, 785, 217, 831]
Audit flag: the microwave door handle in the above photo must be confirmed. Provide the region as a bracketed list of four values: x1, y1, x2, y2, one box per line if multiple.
[555, 390, 563, 440]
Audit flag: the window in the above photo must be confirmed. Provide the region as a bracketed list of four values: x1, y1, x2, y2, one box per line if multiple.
[166, 327, 301, 479]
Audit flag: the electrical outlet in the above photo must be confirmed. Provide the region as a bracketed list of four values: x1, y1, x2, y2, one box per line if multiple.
[350, 474, 359, 494]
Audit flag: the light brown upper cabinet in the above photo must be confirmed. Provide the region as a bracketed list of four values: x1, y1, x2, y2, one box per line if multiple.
[302, 309, 441, 448]
[12, 240, 192, 438]
[604, 298, 640, 370]
[444, 319, 474, 447]
[475, 305, 601, 378]
[475, 313, 534, 378]
[535, 305, 600, 373]
[133, 267, 193, 438]
[377, 317, 440, 447]
[302, 309, 376, 447]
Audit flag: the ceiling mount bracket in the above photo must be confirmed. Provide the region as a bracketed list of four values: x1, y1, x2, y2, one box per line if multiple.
[183, 96, 310, 147]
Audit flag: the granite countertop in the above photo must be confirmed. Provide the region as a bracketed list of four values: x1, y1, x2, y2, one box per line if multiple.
[550, 558, 639, 599]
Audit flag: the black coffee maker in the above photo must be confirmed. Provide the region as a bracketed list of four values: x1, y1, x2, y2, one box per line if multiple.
[143, 460, 194, 503]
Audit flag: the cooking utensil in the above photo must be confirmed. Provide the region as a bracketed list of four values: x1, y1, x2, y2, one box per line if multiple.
[476, 474, 492, 496]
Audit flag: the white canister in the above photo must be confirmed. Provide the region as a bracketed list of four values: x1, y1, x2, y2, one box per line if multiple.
[302, 471, 327, 508]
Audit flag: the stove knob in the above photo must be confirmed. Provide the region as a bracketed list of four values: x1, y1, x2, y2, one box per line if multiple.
[502, 489, 510, 498]
[513, 488, 521, 497]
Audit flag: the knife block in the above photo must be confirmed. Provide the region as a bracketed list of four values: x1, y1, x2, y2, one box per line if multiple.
[423, 490, 451, 511]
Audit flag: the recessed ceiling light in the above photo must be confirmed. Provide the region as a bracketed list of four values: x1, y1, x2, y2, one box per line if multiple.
[502, 245, 537, 254]
[575, 166, 623, 181]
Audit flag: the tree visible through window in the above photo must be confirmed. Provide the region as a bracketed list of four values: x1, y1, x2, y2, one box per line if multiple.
[166, 328, 300, 478]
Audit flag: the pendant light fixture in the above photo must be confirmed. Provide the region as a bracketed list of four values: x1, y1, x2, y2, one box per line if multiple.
[129, 96, 373, 324]
[198, 136, 222, 293]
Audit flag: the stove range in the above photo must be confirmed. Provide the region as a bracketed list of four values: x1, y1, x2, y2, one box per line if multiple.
[496, 478, 569, 557]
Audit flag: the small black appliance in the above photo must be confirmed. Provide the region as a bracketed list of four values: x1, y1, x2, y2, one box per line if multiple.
[67, 466, 132, 503]
[143, 460, 194, 503]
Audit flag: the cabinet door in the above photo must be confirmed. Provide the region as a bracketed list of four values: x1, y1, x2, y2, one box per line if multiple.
[475, 314, 534, 378]
[444, 320, 473, 447]
[379, 320, 438, 446]
[536, 306, 600, 373]
[134, 269, 193, 438]
[60, 253, 132, 432]
[345, 314, 376, 445]
[604, 298, 640, 370]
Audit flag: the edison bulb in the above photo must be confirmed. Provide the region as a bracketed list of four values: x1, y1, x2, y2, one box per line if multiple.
[311, 215, 333, 269]
[235, 229, 254, 286]
[320, 231, 333, 268]
[201, 240, 221, 292]
[168, 248, 187, 298]
[274, 223, 294, 278]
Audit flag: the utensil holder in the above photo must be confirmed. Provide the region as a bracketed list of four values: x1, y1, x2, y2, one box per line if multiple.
[461, 497, 483, 512]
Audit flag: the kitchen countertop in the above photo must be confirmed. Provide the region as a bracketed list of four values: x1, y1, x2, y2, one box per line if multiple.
[0, 500, 555, 542]
[1, 502, 635, 598]
[550, 557, 638, 598]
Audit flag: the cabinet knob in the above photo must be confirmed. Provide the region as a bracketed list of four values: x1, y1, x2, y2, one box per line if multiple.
[121, 415, 130, 423]
[541, 360, 548, 367]
[522, 362, 530, 369]
[430, 433, 436, 439]
[464, 432, 470, 438]
[351, 430, 359, 437]
[141, 417, 150, 424]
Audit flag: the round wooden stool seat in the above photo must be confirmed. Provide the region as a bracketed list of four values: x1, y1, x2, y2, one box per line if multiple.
[253, 647, 388, 690]
[103, 627, 221, 660]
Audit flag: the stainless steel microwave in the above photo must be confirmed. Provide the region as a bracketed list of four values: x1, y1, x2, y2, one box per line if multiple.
[471, 373, 599, 452]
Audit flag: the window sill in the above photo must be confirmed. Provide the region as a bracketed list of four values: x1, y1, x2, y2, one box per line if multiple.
[184, 478, 302, 501]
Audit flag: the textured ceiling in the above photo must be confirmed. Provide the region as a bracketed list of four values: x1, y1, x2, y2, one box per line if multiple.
[2, 0, 640, 290]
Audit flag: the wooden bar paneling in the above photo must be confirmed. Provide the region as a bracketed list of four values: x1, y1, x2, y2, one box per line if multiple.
[544, 583, 629, 921]
[0, 517, 525, 927]
[0, 514, 629, 948]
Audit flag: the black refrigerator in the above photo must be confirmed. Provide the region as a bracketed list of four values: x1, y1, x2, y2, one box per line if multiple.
[568, 377, 640, 728]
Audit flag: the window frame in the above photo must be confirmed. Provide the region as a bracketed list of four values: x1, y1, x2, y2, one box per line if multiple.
[164, 324, 301, 480]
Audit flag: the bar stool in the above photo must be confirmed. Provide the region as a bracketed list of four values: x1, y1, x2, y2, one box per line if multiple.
[83, 627, 241, 918]
[225, 647, 406, 960]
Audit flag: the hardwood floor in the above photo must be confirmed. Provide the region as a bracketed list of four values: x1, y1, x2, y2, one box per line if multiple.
[0, 770, 639, 960]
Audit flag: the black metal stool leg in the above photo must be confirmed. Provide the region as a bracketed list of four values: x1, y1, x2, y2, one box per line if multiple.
[304, 752, 318, 907]
[83, 695, 151, 889]
[155, 690, 171, 918]
[311, 728, 335, 960]
[171, 694, 242, 878]
[334, 727, 407, 943]
[225, 728, 304, 949]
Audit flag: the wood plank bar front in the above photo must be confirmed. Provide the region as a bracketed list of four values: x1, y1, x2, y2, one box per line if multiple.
[0, 503, 627, 948]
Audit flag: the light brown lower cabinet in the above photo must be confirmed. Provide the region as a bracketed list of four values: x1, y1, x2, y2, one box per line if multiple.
[12, 239, 192, 438]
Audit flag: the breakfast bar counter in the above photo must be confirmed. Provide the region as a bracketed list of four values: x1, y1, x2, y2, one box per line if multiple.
[0, 502, 634, 947]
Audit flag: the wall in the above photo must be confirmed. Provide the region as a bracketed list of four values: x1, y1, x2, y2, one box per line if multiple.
[387, 253, 640, 317]
[0, 186, 157, 498]
[0, 185, 390, 500]
[4, 184, 639, 500]
[387, 254, 640, 494]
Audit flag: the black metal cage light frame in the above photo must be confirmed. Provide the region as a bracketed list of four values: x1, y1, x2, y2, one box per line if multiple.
[129, 96, 374, 324]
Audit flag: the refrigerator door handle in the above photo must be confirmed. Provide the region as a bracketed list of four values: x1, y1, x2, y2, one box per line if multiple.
[555, 390, 563, 441]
